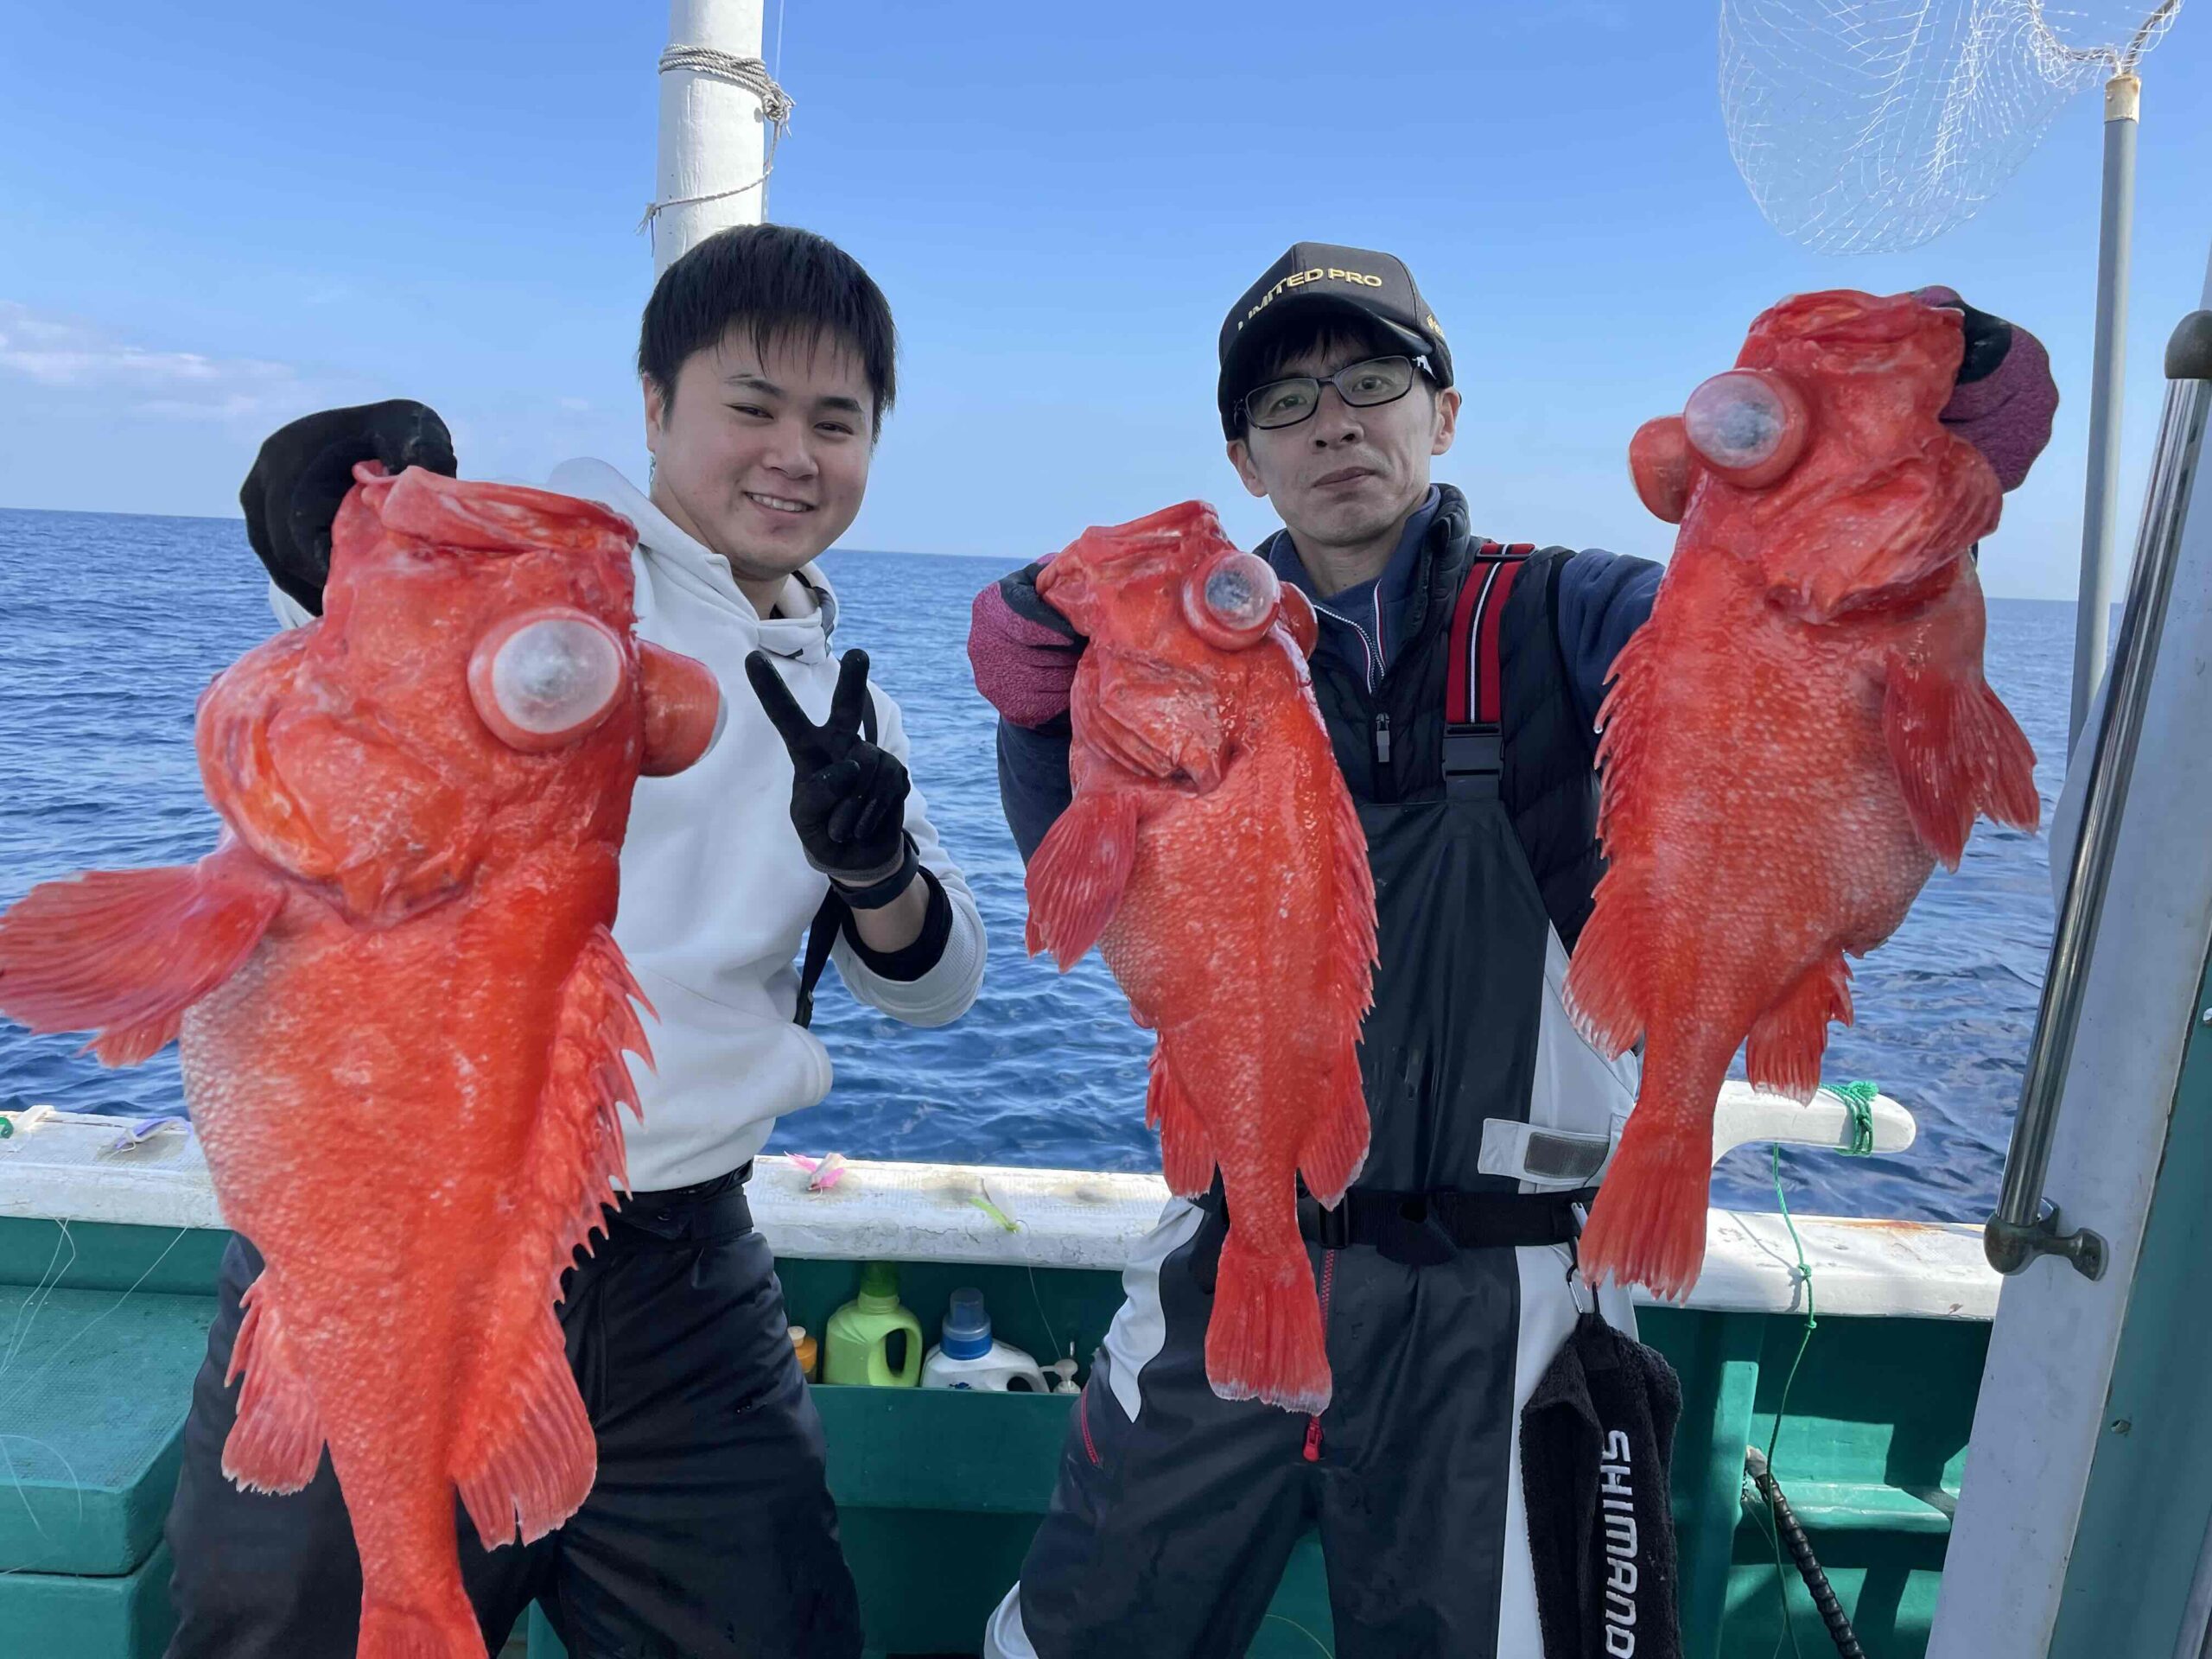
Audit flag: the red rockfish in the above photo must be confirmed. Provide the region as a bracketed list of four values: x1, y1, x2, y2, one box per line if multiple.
[0, 466, 721, 1657]
[1026, 502, 1376, 1413]
[1567, 289, 2040, 1299]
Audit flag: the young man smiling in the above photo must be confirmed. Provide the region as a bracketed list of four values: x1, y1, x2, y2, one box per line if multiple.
[164, 224, 986, 1659]
[969, 242, 2057, 1657]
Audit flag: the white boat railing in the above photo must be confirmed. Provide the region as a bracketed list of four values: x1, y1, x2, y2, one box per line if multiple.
[0, 1084, 1994, 1322]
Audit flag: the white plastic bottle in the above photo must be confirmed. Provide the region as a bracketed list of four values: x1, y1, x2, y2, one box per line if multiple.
[921, 1287, 1051, 1392]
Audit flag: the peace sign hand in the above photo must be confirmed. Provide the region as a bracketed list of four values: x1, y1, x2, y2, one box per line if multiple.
[745, 648, 915, 897]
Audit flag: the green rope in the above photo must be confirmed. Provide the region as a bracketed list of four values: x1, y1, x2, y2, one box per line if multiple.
[1819, 1079, 1880, 1157]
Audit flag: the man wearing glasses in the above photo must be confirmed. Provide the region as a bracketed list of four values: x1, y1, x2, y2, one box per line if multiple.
[967, 242, 2056, 1657]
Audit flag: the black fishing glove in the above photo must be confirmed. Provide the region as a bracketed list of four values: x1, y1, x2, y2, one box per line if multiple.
[240, 400, 456, 615]
[745, 648, 918, 907]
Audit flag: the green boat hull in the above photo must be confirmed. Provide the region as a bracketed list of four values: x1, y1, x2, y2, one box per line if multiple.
[0, 1215, 1978, 1659]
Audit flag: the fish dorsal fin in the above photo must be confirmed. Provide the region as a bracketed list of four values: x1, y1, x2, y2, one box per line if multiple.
[452, 926, 649, 1547]
[1323, 758, 1378, 1038]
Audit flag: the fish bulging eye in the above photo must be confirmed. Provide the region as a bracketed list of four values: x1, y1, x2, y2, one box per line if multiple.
[468, 610, 626, 753]
[1681, 370, 1808, 486]
[1183, 550, 1282, 650]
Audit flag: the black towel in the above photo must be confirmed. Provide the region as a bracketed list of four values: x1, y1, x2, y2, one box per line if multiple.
[1520, 1311, 1685, 1659]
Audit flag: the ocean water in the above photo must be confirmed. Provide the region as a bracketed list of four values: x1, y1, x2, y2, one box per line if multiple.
[0, 506, 2075, 1223]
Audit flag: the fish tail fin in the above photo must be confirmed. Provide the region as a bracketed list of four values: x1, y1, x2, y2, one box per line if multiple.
[220, 1271, 326, 1495]
[356, 1596, 486, 1659]
[1885, 658, 2041, 871]
[1580, 1055, 1721, 1301]
[1024, 790, 1141, 970]
[1147, 1046, 1217, 1198]
[1745, 953, 1854, 1103]
[1205, 1224, 1331, 1415]
[1298, 1048, 1369, 1209]
[1561, 872, 1648, 1058]
[0, 856, 279, 1065]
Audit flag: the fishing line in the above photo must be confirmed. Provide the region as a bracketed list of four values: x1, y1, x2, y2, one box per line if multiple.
[1262, 1611, 1335, 1656]
[0, 1221, 74, 1378]
[1026, 1262, 1063, 1376]
[1763, 1144, 1817, 1659]
[0, 1222, 190, 1573]
[0, 1427, 86, 1554]
[1760, 1082, 1881, 1659]
[0, 1224, 188, 1402]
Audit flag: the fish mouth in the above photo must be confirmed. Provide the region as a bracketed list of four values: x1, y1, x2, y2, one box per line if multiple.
[1311, 467, 1376, 488]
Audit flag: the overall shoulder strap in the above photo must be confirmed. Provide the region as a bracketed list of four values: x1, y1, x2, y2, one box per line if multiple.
[794, 690, 882, 1028]
[1441, 540, 1535, 794]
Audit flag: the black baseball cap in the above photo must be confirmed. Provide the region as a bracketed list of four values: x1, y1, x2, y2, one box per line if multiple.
[1217, 242, 1454, 438]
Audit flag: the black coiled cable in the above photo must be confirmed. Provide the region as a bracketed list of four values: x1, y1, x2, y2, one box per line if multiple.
[1745, 1444, 1866, 1659]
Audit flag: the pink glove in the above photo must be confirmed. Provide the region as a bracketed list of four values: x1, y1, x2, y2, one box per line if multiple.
[1915, 285, 2060, 493]
[968, 556, 1086, 729]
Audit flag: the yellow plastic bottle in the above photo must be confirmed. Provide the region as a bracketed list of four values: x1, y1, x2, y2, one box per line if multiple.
[822, 1262, 923, 1386]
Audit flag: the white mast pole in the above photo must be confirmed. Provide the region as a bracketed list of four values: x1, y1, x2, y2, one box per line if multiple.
[651, 0, 779, 277]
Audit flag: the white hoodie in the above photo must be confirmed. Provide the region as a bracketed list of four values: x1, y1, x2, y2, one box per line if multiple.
[270, 458, 988, 1191]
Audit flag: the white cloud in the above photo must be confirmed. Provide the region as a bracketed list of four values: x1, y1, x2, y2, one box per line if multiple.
[0, 300, 302, 420]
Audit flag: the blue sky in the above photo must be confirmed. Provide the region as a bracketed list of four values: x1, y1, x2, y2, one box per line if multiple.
[2, 2, 2207, 600]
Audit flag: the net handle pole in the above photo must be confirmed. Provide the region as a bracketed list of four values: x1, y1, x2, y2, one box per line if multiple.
[2070, 70, 2143, 754]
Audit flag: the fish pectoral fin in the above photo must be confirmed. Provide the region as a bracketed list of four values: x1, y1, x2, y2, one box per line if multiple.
[1147, 1047, 1216, 1197]
[1882, 658, 2041, 872]
[1024, 791, 1141, 971]
[0, 853, 281, 1066]
[454, 1308, 595, 1549]
[1745, 954, 1854, 1103]
[220, 1271, 326, 1495]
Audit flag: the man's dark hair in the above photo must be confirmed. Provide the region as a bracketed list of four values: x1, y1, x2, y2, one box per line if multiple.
[1234, 316, 1438, 435]
[638, 224, 898, 429]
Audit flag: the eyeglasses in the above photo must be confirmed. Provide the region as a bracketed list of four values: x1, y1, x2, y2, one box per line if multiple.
[1241, 354, 1427, 432]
